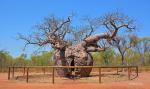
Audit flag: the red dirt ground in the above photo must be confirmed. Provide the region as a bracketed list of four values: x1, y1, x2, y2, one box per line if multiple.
[0, 72, 150, 89]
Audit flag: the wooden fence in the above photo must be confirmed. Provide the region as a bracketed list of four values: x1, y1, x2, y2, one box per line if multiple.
[8, 66, 138, 84]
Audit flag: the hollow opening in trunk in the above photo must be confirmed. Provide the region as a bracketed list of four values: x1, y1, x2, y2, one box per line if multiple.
[71, 59, 75, 71]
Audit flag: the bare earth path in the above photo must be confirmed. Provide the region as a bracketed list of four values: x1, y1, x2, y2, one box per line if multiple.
[0, 72, 150, 89]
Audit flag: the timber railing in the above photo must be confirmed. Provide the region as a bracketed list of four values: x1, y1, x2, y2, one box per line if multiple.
[8, 66, 138, 84]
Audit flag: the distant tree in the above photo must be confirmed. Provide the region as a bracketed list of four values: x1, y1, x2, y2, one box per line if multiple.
[0, 50, 13, 72]
[14, 54, 26, 66]
[109, 34, 138, 65]
[31, 51, 54, 66]
[134, 37, 150, 65]
[100, 48, 115, 65]
[0, 50, 6, 72]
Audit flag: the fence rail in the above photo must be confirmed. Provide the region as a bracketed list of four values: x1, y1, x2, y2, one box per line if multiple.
[8, 66, 138, 84]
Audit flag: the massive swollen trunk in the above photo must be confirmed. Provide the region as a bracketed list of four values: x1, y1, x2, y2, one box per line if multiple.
[54, 45, 93, 77]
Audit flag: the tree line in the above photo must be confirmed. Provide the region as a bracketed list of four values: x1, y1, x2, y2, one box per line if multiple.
[93, 36, 150, 66]
[0, 51, 55, 72]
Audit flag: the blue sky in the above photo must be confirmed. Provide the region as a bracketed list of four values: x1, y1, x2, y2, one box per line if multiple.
[0, 0, 150, 57]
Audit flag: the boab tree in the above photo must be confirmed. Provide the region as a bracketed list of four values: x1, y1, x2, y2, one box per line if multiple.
[19, 12, 136, 77]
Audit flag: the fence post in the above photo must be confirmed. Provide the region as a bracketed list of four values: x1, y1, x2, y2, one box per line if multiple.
[128, 67, 131, 80]
[8, 67, 11, 80]
[136, 66, 138, 77]
[52, 67, 55, 84]
[26, 67, 29, 83]
[23, 67, 26, 76]
[116, 68, 119, 75]
[99, 68, 101, 83]
[12, 67, 14, 78]
[43, 67, 46, 75]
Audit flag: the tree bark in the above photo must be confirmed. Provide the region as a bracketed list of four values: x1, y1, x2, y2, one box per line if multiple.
[121, 54, 125, 65]
[53, 50, 71, 77]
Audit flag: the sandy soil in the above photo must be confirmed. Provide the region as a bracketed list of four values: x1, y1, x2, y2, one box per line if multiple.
[0, 72, 150, 89]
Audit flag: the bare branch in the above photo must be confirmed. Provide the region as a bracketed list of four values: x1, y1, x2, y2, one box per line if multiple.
[86, 46, 105, 52]
[19, 16, 72, 50]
